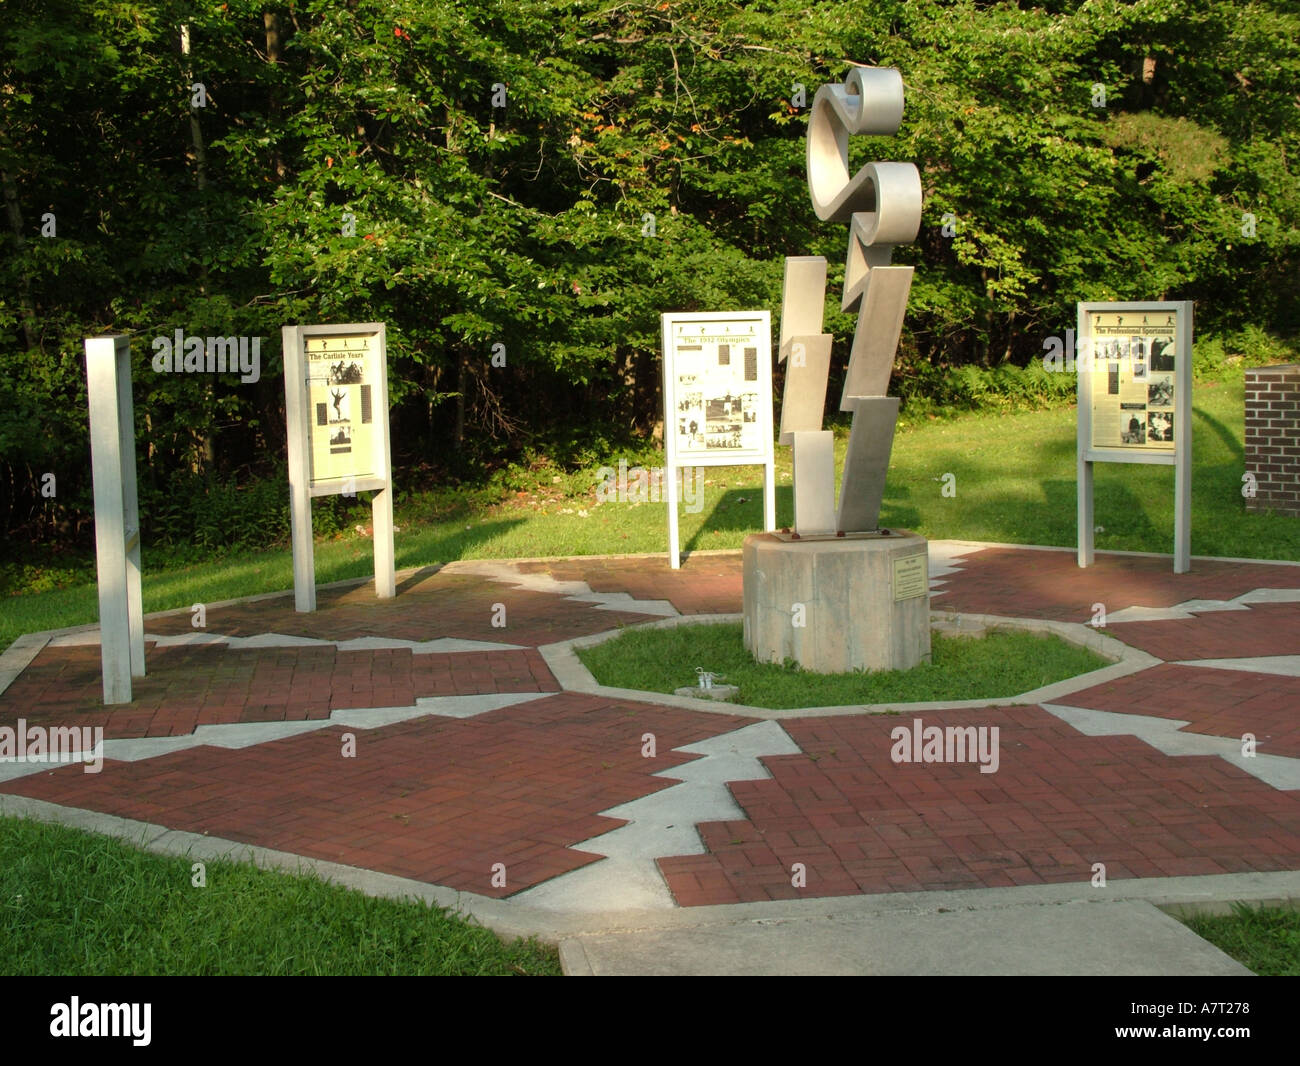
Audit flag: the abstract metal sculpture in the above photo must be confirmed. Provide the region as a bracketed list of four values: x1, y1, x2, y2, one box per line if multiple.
[778, 66, 922, 533]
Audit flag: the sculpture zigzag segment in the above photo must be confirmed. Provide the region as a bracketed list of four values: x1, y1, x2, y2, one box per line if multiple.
[777, 256, 828, 356]
[841, 265, 912, 409]
[780, 64, 922, 534]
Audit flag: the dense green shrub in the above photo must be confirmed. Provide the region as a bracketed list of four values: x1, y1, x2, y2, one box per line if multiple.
[138, 469, 365, 552]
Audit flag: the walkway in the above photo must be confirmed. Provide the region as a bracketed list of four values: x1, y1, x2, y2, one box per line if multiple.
[2, 541, 1296, 974]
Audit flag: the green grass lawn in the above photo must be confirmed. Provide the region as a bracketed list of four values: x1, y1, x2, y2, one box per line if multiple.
[577, 622, 1110, 709]
[1179, 903, 1300, 977]
[3, 371, 1295, 653]
[0, 815, 559, 976]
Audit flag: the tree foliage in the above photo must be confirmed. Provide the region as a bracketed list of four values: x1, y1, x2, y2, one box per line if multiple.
[1, 0, 1295, 549]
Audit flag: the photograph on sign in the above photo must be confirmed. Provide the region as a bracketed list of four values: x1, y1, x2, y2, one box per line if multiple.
[305, 333, 381, 486]
[664, 315, 771, 465]
[1085, 311, 1178, 452]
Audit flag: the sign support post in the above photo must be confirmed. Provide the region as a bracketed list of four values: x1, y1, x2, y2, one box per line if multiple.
[85, 335, 145, 704]
[1076, 301, 1193, 574]
[666, 467, 680, 569]
[283, 323, 395, 611]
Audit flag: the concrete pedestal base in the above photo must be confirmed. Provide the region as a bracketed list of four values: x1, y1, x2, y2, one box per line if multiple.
[743, 531, 931, 674]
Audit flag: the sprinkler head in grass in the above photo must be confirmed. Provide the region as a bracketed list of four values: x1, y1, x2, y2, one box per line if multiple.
[696, 667, 724, 691]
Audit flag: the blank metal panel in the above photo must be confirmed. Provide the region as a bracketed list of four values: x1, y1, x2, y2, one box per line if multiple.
[836, 396, 900, 532]
[778, 256, 829, 355]
[792, 430, 837, 535]
[778, 333, 833, 444]
[840, 266, 913, 408]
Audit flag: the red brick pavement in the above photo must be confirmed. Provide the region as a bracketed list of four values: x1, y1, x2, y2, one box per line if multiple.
[6, 546, 1300, 908]
[1105, 602, 1300, 661]
[145, 569, 661, 645]
[0, 644, 557, 740]
[657, 706, 1300, 906]
[931, 547, 1300, 623]
[1059, 662, 1300, 759]
[0, 694, 753, 898]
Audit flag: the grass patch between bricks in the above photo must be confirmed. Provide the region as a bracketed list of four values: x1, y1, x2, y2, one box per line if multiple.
[1179, 903, 1300, 976]
[0, 816, 559, 976]
[7, 373, 1296, 658]
[577, 622, 1110, 709]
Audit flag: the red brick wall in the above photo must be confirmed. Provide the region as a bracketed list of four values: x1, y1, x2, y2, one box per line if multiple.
[1244, 363, 1300, 516]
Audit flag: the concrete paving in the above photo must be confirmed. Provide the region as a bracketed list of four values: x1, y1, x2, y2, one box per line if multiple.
[514, 721, 801, 912]
[1178, 655, 1300, 677]
[1043, 703, 1300, 791]
[558, 899, 1253, 976]
[0, 691, 557, 783]
[47, 631, 529, 653]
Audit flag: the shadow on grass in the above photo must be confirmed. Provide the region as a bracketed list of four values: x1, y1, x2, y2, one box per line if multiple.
[684, 477, 928, 545]
[1195, 403, 1246, 462]
[0, 517, 530, 651]
[880, 482, 922, 532]
[681, 485, 791, 554]
[1046, 476, 1169, 551]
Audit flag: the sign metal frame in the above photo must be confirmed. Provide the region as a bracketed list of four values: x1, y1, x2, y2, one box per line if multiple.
[661, 311, 776, 568]
[282, 322, 395, 611]
[1076, 300, 1193, 574]
[85, 335, 146, 704]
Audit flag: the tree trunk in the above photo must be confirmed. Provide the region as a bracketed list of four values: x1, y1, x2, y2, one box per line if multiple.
[181, 24, 213, 472]
[181, 25, 208, 198]
[264, 13, 286, 180]
[454, 351, 466, 451]
[0, 168, 36, 350]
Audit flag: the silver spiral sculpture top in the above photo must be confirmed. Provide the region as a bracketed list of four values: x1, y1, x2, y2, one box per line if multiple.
[777, 66, 922, 534]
